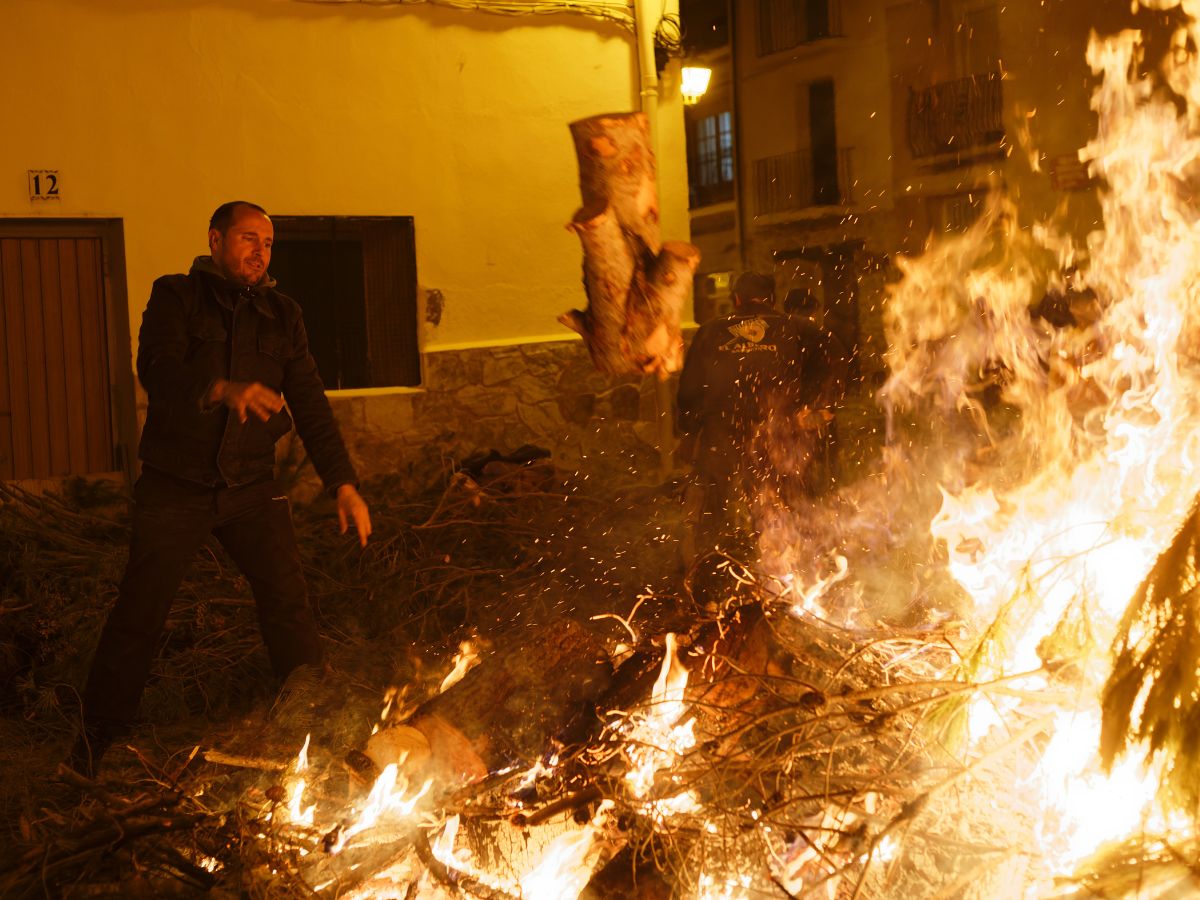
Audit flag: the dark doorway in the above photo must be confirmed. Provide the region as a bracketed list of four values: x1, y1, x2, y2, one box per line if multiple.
[0, 220, 135, 482]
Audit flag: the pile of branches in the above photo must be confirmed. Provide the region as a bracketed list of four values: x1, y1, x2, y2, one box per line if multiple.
[9, 466, 1200, 898]
[0, 545, 1064, 899]
[0, 456, 582, 723]
[0, 457, 699, 896]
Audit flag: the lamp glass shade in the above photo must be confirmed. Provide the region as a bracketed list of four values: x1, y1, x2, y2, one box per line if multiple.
[680, 66, 712, 105]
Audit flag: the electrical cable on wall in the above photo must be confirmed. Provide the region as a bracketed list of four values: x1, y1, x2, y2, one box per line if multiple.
[653, 12, 682, 73]
[290, 0, 636, 30]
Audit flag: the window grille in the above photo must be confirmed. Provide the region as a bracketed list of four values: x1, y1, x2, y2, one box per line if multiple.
[907, 71, 1004, 159]
[753, 147, 853, 215]
[757, 0, 840, 56]
[689, 111, 736, 208]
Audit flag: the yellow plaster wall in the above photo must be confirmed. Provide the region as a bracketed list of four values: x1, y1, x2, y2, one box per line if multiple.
[0, 0, 691, 358]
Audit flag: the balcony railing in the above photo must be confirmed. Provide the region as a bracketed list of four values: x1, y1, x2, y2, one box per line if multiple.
[907, 71, 1004, 160]
[752, 147, 853, 216]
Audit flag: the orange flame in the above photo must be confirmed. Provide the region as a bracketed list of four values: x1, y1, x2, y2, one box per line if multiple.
[879, 0, 1200, 880]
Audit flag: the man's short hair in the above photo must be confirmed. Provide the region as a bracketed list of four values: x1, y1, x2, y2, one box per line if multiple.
[209, 201, 268, 233]
[733, 271, 775, 303]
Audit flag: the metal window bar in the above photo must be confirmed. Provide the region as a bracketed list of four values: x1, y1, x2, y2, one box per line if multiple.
[753, 147, 853, 215]
[696, 115, 721, 187]
[718, 112, 734, 183]
[907, 70, 1004, 159]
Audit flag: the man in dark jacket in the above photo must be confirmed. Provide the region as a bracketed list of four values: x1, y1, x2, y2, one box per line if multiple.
[782, 288, 851, 492]
[677, 271, 826, 560]
[70, 201, 371, 775]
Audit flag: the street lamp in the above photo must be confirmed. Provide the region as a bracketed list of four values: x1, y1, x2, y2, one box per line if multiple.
[680, 65, 712, 105]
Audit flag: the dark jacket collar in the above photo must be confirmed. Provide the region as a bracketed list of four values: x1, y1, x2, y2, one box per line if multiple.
[732, 299, 777, 317]
[190, 256, 277, 318]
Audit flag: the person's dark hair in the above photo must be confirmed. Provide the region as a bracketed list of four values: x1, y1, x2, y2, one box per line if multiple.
[209, 201, 268, 233]
[783, 288, 820, 316]
[732, 271, 775, 303]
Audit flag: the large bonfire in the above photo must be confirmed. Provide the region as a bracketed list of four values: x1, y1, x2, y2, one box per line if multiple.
[9, 3, 1200, 898]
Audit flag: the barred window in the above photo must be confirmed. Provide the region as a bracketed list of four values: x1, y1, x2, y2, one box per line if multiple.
[696, 112, 733, 188]
[690, 111, 735, 208]
[758, 0, 835, 56]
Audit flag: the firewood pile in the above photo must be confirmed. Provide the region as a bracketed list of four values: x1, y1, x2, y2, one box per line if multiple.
[1, 467, 1197, 898]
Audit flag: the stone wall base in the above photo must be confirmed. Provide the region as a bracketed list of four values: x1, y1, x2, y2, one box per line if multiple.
[283, 339, 678, 499]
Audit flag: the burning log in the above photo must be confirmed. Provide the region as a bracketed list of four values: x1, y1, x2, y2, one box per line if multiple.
[684, 602, 787, 746]
[368, 619, 613, 783]
[586, 844, 673, 899]
[560, 112, 700, 379]
[600, 601, 786, 748]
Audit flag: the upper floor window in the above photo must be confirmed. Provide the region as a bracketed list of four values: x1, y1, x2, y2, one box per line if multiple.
[758, 0, 838, 56]
[689, 111, 736, 208]
[698, 112, 734, 186]
[957, 3, 1001, 76]
[752, 80, 852, 215]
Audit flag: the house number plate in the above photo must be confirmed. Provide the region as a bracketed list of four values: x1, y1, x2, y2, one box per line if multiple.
[28, 170, 61, 201]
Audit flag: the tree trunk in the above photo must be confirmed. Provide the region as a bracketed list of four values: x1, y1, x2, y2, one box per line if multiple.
[561, 112, 700, 380]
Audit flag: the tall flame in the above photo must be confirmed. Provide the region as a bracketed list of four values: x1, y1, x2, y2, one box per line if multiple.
[880, 0, 1200, 878]
[519, 804, 612, 900]
[623, 632, 699, 813]
[285, 733, 315, 826]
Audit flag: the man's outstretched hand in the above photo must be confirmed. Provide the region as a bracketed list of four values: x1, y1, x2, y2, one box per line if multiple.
[209, 379, 284, 423]
[337, 484, 372, 547]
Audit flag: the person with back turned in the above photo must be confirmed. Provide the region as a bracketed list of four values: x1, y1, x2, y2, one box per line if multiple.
[676, 271, 827, 564]
[68, 201, 371, 776]
[782, 287, 850, 492]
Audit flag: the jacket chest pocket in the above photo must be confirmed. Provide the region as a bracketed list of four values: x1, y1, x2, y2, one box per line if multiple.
[185, 319, 227, 361]
[258, 333, 291, 360]
[253, 333, 291, 387]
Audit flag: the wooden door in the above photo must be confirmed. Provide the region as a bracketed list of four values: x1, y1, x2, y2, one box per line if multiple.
[0, 226, 131, 480]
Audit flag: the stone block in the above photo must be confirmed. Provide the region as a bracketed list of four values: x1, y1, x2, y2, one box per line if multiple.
[517, 400, 565, 439]
[481, 350, 527, 386]
[455, 384, 518, 419]
[522, 343, 571, 381]
[558, 392, 596, 426]
[423, 352, 464, 389]
[328, 395, 368, 432]
[461, 353, 486, 386]
[363, 393, 415, 434]
[514, 374, 559, 405]
[556, 355, 614, 395]
[611, 384, 641, 421]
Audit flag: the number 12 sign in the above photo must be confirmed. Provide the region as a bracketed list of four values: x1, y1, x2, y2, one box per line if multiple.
[28, 170, 61, 201]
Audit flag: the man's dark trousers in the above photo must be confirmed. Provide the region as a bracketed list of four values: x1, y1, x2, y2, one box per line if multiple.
[82, 468, 323, 728]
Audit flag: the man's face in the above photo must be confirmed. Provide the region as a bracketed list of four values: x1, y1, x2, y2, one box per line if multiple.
[209, 206, 273, 286]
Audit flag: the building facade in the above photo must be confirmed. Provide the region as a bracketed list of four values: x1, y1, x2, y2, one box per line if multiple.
[681, 0, 1142, 388]
[0, 0, 692, 490]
